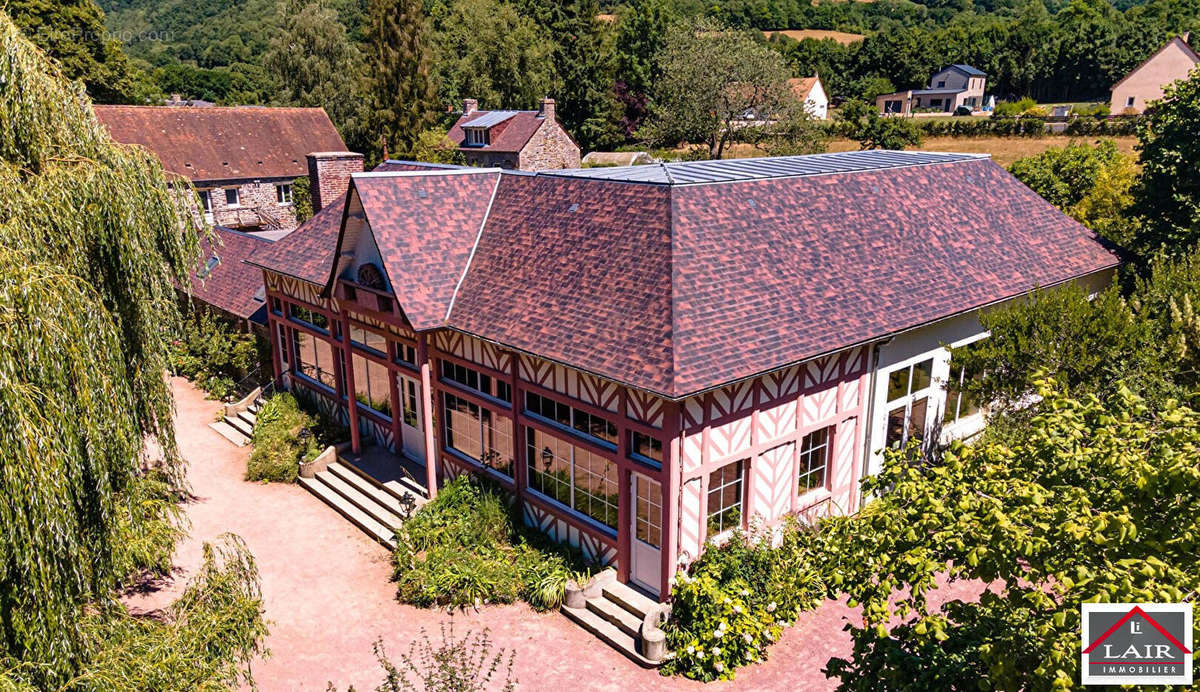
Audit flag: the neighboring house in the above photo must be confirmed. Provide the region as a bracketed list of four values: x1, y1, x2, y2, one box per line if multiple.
[876, 65, 987, 115]
[447, 98, 581, 171]
[582, 151, 655, 167]
[93, 106, 348, 236]
[789, 75, 829, 120]
[1110, 33, 1200, 114]
[245, 150, 1116, 603]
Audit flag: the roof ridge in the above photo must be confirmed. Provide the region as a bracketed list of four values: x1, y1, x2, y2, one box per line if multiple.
[444, 173, 503, 322]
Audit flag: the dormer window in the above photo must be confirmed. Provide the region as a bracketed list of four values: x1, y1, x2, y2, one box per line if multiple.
[464, 128, 488, 146]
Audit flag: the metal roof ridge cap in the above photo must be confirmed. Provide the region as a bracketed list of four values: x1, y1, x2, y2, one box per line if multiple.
[443, 174, 503, 323]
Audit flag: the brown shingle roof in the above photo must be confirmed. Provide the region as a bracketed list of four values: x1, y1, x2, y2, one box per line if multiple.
[92, 106, 347, 181]
[447, 110, 545, 153]
[789, 76, 820, 101]
[189, 227, 273, 321]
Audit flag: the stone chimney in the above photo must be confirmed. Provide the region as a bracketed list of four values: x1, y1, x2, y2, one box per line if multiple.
[463, 98, 479, 115]
[306, 151, 364, 213]
[539, 98, 556, 123]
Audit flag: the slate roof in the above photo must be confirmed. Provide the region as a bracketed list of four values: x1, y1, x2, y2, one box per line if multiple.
[334, 151, 1118, 398]
[245, 161, 459, 284]
[189, 227, 273, 321]
[448, 110, 545, 153]
[92, 106, 346, 181]
[944, 64, 986, 77]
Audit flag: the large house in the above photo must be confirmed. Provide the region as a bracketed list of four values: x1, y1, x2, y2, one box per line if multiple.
[245, 150, 1116, 603]
[876, 65, 987, 115]
[1110, 33, 1199, 114]
[447, 98, 581, 171]
[93, 105, 348, 236]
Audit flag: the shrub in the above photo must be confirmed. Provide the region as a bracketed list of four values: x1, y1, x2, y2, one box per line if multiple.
[169, 310, 270, 400]
[662, 520, 832, 681]
[392, 477, 584, 611]
[245, 393, 323, 483]
[365, 624, 515, 692]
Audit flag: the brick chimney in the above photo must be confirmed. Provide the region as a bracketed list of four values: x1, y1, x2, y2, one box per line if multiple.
[306, 151, 364, 213]
[463, 98, 479, 115]
[539, 98, 556, 123]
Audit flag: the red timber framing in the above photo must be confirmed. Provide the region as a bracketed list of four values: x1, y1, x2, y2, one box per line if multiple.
[262, 269, 870, 600]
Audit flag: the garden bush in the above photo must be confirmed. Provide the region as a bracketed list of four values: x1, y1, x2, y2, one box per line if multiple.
[245, 393, 326, 483]
[662, 520, 834, 681]
[169, 310, 271, 400]
[392, 477, 586, 611]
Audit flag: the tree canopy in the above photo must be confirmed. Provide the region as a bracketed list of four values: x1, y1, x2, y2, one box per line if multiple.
[1131, 70, 1200, 256]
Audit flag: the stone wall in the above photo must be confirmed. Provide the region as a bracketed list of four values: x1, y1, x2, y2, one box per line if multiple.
[200, 178, 299, 232]
[519, 113, 581, 170]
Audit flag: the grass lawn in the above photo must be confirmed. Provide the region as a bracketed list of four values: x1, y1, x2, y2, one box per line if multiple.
[763, 29, 866, 44]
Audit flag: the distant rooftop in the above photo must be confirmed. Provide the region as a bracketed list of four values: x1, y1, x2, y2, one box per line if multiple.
[947, 64, 987, 77]
[462, 110, 520, 129]
[545, 150, 989, 185]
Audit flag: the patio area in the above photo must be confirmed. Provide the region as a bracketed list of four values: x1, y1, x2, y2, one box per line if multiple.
[128, 376, 983, 690]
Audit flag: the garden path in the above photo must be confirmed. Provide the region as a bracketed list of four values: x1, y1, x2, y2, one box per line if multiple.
[125, 377, 984, 691]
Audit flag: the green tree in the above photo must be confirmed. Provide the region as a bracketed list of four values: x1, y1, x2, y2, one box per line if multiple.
[1131, 70, 1200, 256]
[6, 0, 154, 103]
[430, 0, 554, 111]
[536, 0, 623, 151]
[360, 0, 438, 159]
[839, 99, 922, 150]
[613, 0, 674, 135]
[825, 378, 1200, 690]
[0, 12, 264, 687]
[640, 19, 802, 159]
[1008, 139, 1137, 245]
[407, 127, 465, 165]
[264, 0, 362, 132]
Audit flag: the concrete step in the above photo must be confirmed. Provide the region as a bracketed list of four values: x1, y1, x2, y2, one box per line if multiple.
[315, 469, 407, 528]
[298, 476, 397, 549]
[602, 580, 659, 620]
[208, 420, 250, 447]
[336, 459, 429, 502]
[224, 414, 254, 439]
[327, 463, 420, 520]
[561, 603, 658, 668]
[586, 593, 643, 639]
[237, 409, 257, 427]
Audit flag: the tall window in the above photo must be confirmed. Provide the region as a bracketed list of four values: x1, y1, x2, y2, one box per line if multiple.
[944, 341, 985, 426]
[707, 461, 745, 535]
[400, 377, 418, 427]
[885, 358, 933, 451]
[441, 360, 510, 402]
[225, 188, 240, 206]
[276, 183, 293, 204]
[798, 428, 830, 495]
[525, 391, 616, 447]
[350, 325, 387, 357]
[634, 475, 662, 549]
[293, 330, 338, 390]
[526, 428, 618, 530]
[352, 353, 391, 417]
[277, 323, 289, 371]
[198, 190, 213, 215]
[444, 393, 513, 477]
[630, 431, 663, 469]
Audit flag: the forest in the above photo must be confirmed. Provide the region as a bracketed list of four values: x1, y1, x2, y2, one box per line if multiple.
[5, 0, 1198, 156]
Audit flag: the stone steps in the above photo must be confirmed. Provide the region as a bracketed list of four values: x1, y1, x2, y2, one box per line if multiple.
[561, 571, 668, 668]
[298, 460, 427, 550]
[212, 396, 264, 448]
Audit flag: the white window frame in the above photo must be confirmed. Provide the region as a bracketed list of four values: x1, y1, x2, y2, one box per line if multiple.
[939, 333, 990, 442]
[797, 427, 831, 498]
[225, 187, 240, 207]
[706, 459, 746, 538]
[276, 183, 293, 205]
[464, 128, 487, 146]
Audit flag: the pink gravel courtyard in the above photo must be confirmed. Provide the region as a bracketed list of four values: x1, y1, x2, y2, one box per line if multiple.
[129, 377, 979, 690]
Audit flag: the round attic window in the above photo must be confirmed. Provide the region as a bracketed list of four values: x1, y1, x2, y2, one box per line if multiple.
[356, 262, 386, 291]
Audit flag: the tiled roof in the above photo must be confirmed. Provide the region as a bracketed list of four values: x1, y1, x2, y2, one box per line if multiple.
[245, 161, 456, 285]
[92, 106, 346, 181]
[946, 64, 986, 76]
[308, 153, 1119, 398]
[189, 227, 273, 321]
[345, 170, 501, 331]
[448, 110, 545, 153]
[789, 76, 820, 101]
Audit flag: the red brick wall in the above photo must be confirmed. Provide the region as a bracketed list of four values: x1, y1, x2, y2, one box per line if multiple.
[307, 152, 364, 212]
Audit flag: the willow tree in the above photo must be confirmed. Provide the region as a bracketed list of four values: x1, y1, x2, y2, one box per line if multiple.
[0, 12, 244, 686]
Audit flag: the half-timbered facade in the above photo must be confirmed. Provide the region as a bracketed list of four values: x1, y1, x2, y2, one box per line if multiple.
[247, 151, 1118, 599]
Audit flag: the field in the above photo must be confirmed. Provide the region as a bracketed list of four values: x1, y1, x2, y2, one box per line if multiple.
[763, 29, 866, 44]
